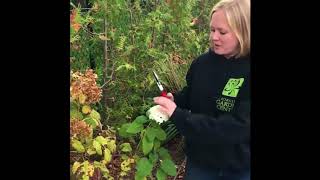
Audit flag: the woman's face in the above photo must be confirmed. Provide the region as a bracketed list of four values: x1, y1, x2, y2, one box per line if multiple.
[209, 9, 239, 58]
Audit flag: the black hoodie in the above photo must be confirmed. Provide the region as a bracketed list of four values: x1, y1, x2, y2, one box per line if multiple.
[171, 48, 250, 172]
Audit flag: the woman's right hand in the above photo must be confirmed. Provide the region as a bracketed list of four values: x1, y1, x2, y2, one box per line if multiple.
[154, 96, 177, 117]
[166, 92, 174, 101]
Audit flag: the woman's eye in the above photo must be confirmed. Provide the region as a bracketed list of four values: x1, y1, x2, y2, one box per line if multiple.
[220, 32, 227, 35]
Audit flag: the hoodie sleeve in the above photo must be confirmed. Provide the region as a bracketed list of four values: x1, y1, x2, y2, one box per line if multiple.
[170, 100, 250, 144]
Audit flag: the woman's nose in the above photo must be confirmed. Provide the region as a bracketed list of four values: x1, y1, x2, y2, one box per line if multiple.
[212, 31, 219, 41]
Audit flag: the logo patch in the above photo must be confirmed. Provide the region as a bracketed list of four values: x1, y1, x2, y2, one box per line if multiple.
[222, 78, 244, 97]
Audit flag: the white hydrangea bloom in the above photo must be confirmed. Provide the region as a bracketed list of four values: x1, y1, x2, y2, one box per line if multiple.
[146, 105, 169, 124]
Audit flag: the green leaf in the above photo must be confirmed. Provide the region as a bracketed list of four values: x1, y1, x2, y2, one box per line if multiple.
[104, 148, 112, 164]
[153, 139, 161, 151]
[136, 158, 153, 177]
[148, 152, 159, 165]
[70, 101, 79, 110]
[90, 109, 101, 121]
[160, 159, 177, 176]
[93, 140, 102, 155]
[158, 147, 171, 160]
[71, 139, 85, 153]
[156, 168, 167, 180]
[70, 109, 83, 119]
[121, 154, 129, 160]
[72, 161, 81, 174]
[142, 135, 153, 155]
[120, 143, 132, 152]
[134, 115, 149, 124]
[126, 122, 143, 134]
[83, 117, 98, 128]
[95, 136, 108, 146]
[154, 128, 166, 141]
[119, 123, 134, 138]
[134, 174, 146, 180]
[116, 63, 136, 71]
[145, 127, 156, 142]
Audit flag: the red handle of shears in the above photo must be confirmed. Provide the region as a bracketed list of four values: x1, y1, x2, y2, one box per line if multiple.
[161, 91, 170, 99]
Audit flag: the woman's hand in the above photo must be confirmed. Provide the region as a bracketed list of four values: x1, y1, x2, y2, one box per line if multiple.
[153, 96, 177, 117]
[166, 92, 174, 101]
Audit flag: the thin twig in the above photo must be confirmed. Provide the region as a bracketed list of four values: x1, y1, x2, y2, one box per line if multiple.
[100, 81, 108, 88]
[99, 59, 115, 89]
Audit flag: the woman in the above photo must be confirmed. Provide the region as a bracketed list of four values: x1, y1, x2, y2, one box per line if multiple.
[154, 0, 250, 179]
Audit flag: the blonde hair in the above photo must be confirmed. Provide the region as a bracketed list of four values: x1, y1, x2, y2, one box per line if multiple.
[210, 0, 250, 58]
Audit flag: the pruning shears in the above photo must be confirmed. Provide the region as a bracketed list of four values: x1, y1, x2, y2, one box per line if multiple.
[152, 71, 170, 99]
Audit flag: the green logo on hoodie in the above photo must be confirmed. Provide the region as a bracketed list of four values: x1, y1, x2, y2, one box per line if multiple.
[222, 78, 244, 97]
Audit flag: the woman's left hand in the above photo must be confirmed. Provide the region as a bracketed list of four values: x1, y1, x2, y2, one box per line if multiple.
[153, 96, 177, 117]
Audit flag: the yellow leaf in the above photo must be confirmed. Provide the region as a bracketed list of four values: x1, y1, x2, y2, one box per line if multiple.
[90, 109, 101, 121]
[93, 140, 102, 155]
[104, 148, 112, 164]
[106, 140, 116, 153]
[129, 158, 135, 164]
[82, 105, 91, 114]
[82, 175, 89, 180]
[95, 136, 108, 145]
[121, 160, 130, 170]
[88, 164, 95, 177]
[122, 166, 130, 172]
[79, 93, 87, 104]
[72, 161, 81, 174]
[120, 171, 127, 177]
[86, 147, 96, 155]
[72, 139, 85, 153]
[101, 160, 107, 165]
